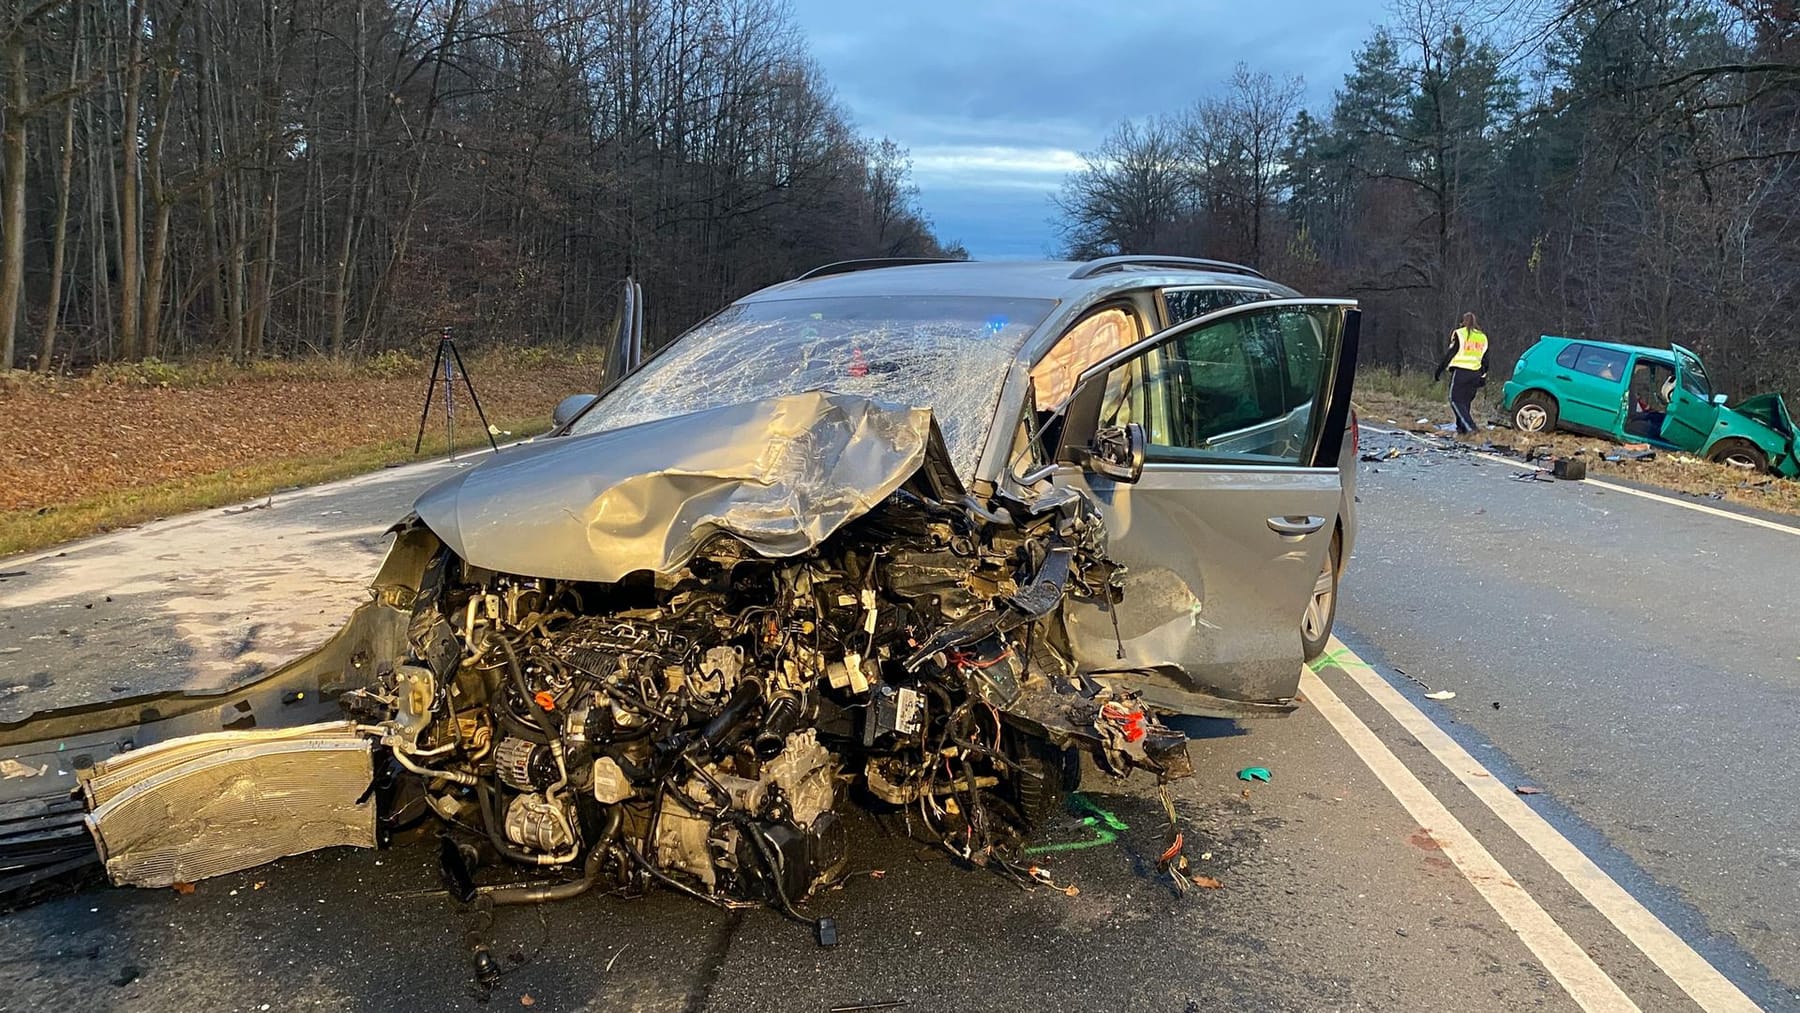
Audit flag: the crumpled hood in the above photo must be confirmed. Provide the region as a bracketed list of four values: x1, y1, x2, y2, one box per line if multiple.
[413, 391, 958, 583]
[1729, 393, 1795, 441]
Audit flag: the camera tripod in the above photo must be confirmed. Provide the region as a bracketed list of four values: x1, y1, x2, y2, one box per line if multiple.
[413, 327, 500, 459]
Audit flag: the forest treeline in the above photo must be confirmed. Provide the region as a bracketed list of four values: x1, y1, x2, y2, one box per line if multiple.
[0, 0, 959, 369]
[1055, 0, 1799, 400]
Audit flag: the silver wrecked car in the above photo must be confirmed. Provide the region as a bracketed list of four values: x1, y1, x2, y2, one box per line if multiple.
[0, 256, 1360, 922]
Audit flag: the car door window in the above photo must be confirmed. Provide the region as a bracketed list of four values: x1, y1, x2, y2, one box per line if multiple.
[1098, 305, 1343, 465]
[1571, 345, 1629, 383]
[1555, 344, 1581, 369]
[1159, 287, 1268, 326]
[1676, 351, 1711, 398]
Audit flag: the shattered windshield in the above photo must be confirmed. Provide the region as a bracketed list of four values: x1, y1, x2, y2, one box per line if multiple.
[570, 295, 1057, 477]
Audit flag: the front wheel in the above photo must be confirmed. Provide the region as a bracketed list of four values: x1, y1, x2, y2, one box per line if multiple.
[1511, 391, 1559, 434]
[1708, 440, 1769, 474]
[1302, 532, 1341, 661]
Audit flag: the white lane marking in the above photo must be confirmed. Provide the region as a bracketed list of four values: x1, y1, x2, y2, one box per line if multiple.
[1324, 637, 1762, 1012]
[1299, 668, 1640, 1011]
[1360, 425, 1800, 538]
[1577, 476, 1800, 537]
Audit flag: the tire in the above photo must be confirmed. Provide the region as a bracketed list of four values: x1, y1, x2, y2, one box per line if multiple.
[1010, 735, 1080, 834]
[1708, 440, 1769, 474]
[1511, 391, 1559, 434]
[1301, 531, 1341, 661]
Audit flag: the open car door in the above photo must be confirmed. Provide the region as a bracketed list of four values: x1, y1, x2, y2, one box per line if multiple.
[1050, 299, 1359, 717]
[1661, 344, 1720, 451]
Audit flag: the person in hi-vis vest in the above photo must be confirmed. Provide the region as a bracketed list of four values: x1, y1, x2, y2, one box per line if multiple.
[1433, 312, 1489, 435]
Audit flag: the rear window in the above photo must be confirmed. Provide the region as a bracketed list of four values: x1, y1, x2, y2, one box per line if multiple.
[1160, 287, 1268, 325]
[1571, 345, 1629, 382]
[1554, 344, 1580, 369]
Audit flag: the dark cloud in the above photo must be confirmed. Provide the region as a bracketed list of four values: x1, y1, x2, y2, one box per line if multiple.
[790, 0, 1382, 258]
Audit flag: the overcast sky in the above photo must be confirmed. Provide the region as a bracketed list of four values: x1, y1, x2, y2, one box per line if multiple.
[788, 0, 1387, 259]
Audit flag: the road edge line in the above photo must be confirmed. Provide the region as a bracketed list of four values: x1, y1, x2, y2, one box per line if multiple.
[1323, 637, 1761, 1012]
[1577, 475, 1800, 536]
[1298, 668, 1640, 1012]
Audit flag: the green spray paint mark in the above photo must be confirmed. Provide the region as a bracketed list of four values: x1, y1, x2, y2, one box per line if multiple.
[1308, 646, 1371, 674]
[1023, 792, 1129, 855]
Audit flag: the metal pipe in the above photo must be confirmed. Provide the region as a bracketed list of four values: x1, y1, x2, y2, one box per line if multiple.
[483, 805, 623, 906]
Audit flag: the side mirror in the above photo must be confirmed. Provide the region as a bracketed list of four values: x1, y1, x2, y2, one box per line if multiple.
[552, 393, 599, 429]
[1087, 422, 1146, 483]
[1711, 393, 1729, 406]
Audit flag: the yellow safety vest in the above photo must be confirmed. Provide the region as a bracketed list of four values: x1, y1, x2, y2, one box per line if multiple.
[1449, 327, 1488, 371]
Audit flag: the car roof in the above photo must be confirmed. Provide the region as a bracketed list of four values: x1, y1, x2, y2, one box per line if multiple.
[741, 260, 1300, 305]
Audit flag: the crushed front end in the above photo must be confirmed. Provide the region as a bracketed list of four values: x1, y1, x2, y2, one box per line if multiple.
[16, 394, 1195, 932]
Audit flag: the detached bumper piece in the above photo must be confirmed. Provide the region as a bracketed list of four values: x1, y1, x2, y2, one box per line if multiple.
[82, 721, 376, 887]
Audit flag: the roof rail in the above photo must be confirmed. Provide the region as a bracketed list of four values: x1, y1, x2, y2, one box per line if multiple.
[793, 257, 970, 281]
[1069, 255, 1265, 280]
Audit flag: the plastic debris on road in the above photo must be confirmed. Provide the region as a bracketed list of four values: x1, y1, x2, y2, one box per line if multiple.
[1423, 690, 1456, 701]
[1237, 767, 1271, 783]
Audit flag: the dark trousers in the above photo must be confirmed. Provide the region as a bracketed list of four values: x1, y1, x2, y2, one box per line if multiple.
[1448, 368, 1482, 434]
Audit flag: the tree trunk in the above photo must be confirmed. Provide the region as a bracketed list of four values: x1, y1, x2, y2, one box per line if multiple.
[327, 0, 367, 358]
[117, 0, 145, 360]
[0, 33, 27, 370]
[140, 64, 177, 359]
[36, 1, 81, 371]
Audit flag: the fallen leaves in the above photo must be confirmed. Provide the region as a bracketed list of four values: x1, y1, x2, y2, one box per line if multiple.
[0, 354, 593, 515]
[171, 882, 195, 895]
[1192, 875, 1224, 890]
[1514, 785, 1544, 795]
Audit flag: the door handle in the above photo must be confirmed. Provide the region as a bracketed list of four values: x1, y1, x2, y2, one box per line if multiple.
[1554, 374, 1574, 381]
[1267, 515, 1327, 537]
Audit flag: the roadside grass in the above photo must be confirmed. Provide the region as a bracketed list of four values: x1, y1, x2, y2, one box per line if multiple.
[1355, 365, 1446, 406]
[0, 415, 550, 557]
[2, 344, 596, 392]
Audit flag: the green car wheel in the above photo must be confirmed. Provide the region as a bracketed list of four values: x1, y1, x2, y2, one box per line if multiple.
[1512, 391, 1559, 434]
[1708, 440, 1769, 473]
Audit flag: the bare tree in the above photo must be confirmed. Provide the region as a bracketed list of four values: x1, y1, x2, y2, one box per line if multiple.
[1054, 117, 1192, 257]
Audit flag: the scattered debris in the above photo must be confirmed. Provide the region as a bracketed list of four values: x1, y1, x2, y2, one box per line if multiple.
[112, 964, 141, 987]
[520, 994, 536, 1006]
[1423, 690, 1456, 701]
[1514, 786, 1544, 796]
[1551, 458, 1588, 480]
[1237, 767, 1272, 783]
[0, 757, 48, 778]
[222, 496, 274, 515]
[172, 881, 196, 895]
[1191, 875, 1224, 890]
[829, 1001, 909, 1013]
[0, 570, 27, 579]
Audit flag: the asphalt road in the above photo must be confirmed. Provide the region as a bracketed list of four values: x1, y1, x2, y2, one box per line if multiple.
[1, 434, 1796, 1011]
[1340, 427, 1800, 998]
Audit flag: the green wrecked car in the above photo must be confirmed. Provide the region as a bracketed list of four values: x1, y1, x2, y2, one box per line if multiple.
[1500, 336, 1797, 477]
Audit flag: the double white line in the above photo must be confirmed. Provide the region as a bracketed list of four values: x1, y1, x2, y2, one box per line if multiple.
[1308, 638, 1761, 1012]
